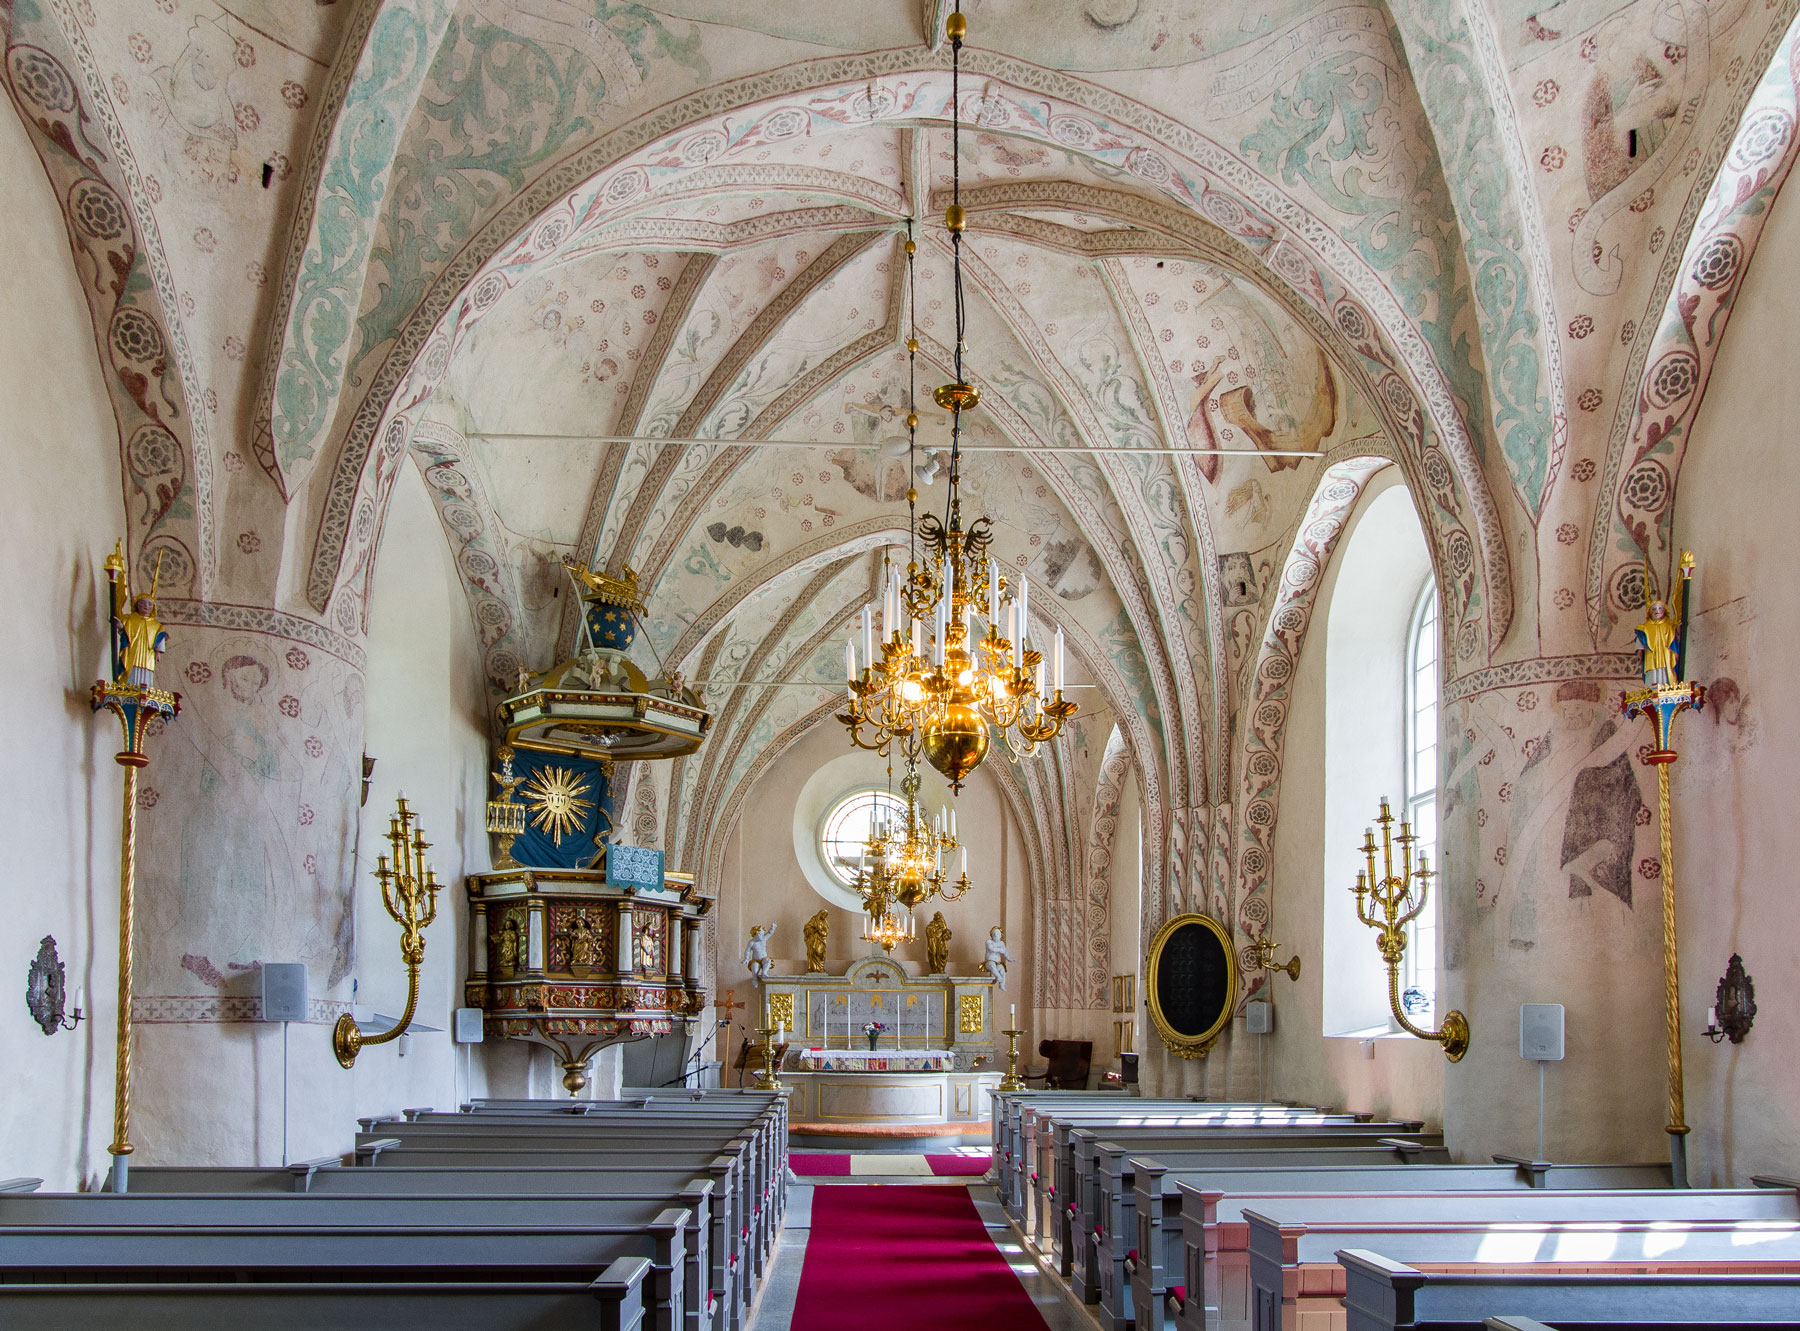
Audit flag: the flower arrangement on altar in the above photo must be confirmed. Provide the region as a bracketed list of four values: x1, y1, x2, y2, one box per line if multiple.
[862, 1020, 887, 1051]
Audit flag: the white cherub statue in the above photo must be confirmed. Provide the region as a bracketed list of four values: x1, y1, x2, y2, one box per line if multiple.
[742, 923, 777, 980]
[983, 926, 1013, 991]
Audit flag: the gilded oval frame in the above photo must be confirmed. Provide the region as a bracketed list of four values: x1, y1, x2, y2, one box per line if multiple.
[1144, 912, 1239, 1060]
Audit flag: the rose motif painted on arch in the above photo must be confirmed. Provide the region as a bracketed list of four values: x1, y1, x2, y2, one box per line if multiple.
[1333, 299, 1371, 343]
[185, 661, 211, 685]
[1567, 315, 1594, 339]
[1421, 448, 1452, 492]
[304, 736, 323, 758]
[1644, 349, 1699, 408]
[1622, 459, 1670, 513]
[1572, 458, 1596, 482]
[469, 273, 506, 313]
[110, 308, 166, 365]
[760, 107, 808, 141]
[1553, 587, 1576, 609]
[1611, 562, 1648, 613]
[285, 647, 310, 672]
[298, 804, 314, 826]
[1730, 108, 1793, 170]
[1689, 234, 1743, 290]
[281, 80, 306, 110]
[680, 130, 726, 163]
[1049, 115, 1095, 148]
[1555, 523, 1579, 545]
[70, 179, 128, 241]
[1577, 388, 1602, 412]
[1540, 145, 1566, 170]
[279, 696, 302, 719]
[127, 424, 179, 477]
[10, 46, 78, 114]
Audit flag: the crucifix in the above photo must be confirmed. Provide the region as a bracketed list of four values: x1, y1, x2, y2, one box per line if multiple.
[714, 989, 746, 1022]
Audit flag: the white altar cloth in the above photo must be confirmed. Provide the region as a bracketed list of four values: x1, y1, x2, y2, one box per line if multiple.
[796, 1049, 951, 1072]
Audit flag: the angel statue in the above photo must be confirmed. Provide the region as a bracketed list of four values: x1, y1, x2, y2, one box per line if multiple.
[742, 923, 776, 980]
[925, 912, 951, 975]
[1635, 551, 1695, 687]
[803, 910, 829, 974]
[983, 926, 1013, 991]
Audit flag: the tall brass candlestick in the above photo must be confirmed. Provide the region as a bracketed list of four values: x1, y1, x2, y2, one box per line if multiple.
[1621, 550, 1703, 1187]
[334, 795, 442, 1067]
[90, 542, 180, 1194]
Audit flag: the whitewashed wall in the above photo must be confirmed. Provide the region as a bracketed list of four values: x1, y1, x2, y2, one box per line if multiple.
[1667, 182, 1800, 1187]
[0, 102, 134, 1190]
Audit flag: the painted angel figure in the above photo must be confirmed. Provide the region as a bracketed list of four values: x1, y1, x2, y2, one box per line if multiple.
[742, 923, 776, 980]
[983, 926, 1013, 991]
[104, 542, 168, 688]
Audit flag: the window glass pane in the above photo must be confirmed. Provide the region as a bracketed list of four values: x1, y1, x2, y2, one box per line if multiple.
[820, 789, 908, 887]
[1402, 580, 1439, 1021]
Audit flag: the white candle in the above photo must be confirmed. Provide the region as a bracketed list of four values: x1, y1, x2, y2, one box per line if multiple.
[1006, 602, 1017, 656]
[1707, 1005, 1719, 1029]
[958, 847, 968, 877]
[1010, 1003, 1016, 1026]
[1053, 625, 1065, 691]
[989, 558, 1001, 626]
[846, 641, 856, 681]
[912, 618, 922, 657]
[73, 986, 84, 1015]
[1018, 578, 1029, 646]
[1035, 660, 1045, 697]
[950, 807, 957, 838]
[862, 606, 873, 664]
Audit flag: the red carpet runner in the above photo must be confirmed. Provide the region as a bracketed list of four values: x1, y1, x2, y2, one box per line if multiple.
[789, 1184, 1049, 1330]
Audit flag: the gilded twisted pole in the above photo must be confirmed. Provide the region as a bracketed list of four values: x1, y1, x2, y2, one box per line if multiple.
[334, 795, 442, 1067]
[1351, 797, 1469, 1062]
[91, 542, 180, 1192]
[1620, 549, 1702, 1187]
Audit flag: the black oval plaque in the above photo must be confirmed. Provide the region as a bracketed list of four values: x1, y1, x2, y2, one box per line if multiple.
[1145, 913, 1238, 1058]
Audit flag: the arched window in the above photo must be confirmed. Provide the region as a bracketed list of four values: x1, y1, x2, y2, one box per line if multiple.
[819, 788, 907, 887]
[1402, 581, 1439, 1020]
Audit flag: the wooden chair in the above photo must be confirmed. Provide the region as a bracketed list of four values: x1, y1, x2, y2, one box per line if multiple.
[1038, 1039, 1093, 1090]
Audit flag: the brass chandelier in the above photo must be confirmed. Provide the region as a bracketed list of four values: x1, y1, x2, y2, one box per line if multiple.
[855, 763, 970, 951]
[839, 9, 1075, 790]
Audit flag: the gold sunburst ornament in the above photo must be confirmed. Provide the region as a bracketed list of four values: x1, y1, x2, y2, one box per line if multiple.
[522, 765, 595, 847]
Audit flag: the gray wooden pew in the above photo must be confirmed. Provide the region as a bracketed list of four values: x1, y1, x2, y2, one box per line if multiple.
[1071, 1143, 1449, 1330]
[1053, 1127, 1444, 1279]
[0, 1261, 654, 1331]
[1341, 1248, 1800, 1331]
[357, 1116, 783, 1265]
[994, 1097, 1312, 1218]
[0, 1186, 719, 1331]
[1177, 1187, 1800, 1331]
[120, 1164, 752, 1331]
[1246, 1211, 1800, 1331]
[0, 1207, 692, 1331]
[1153, 1164, 1680, 1331]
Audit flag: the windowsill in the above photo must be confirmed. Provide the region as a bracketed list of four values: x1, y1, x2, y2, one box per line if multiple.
[1323, 1026, 1434, 1042]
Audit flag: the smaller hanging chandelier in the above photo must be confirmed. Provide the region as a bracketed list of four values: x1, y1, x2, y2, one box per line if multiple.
[853, 762, 970, 952]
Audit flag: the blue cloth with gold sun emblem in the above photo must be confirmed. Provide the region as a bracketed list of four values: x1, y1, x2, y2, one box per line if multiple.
[507, 749, 616, 870]
[585, 601, 638, 652]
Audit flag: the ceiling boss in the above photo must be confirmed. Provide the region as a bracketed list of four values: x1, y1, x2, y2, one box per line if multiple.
[839, 9, 1075, 790]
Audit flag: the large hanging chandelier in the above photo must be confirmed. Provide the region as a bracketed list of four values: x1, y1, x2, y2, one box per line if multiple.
[839, 9, 1075, 791]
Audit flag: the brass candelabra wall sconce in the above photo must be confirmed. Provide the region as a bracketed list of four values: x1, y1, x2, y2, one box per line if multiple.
[334, 795, 442, 1068]
[1704, 954, 1756, 1044]
[1351, 798, 1469, 1062]
[1251, 934, 1302, 983]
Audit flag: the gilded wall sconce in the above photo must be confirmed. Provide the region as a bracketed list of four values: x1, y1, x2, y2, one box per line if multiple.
[1704, 954, 1756, 1044]
[1351, 797, 1469, 1062]
[333, 795, 441, 1068]
[1250, 933, 1301, 982]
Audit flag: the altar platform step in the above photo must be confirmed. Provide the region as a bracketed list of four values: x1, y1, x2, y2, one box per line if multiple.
[790, 1121, 990, 1153]
[791, 1151, 991, 1178]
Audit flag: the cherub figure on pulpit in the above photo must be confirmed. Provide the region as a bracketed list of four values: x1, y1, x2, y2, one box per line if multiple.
[984, 926, 1013, 991]
[743, 922, 776, 980]
[803, 910, 829, 973]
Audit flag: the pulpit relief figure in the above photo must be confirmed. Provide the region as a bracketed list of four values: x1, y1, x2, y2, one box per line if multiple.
[496, 915, 522, 974]
[926, 912, 951, 975]
[983, 926, 1013, 991]
[743, 923, 776, 980]
[803, 910, 829, 974]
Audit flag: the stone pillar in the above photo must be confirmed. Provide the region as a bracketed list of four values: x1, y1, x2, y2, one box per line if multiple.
[127, 621, 365, 1165]
[1438, 673, 1670, 1164]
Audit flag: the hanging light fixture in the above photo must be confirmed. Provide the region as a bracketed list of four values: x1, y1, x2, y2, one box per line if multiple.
[839, 11, 1075, 791]
[853, 759, 971, 953]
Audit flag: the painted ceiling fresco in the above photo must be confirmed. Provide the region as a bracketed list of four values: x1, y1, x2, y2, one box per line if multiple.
[7, 0, 1800, 1000]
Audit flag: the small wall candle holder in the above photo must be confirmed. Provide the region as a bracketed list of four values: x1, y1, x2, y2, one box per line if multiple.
[1704, 954, 1756, 1044]
[25, 936, 83, 1035]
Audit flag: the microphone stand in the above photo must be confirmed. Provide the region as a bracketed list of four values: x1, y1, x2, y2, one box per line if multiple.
[663, 1018, 730, 1089]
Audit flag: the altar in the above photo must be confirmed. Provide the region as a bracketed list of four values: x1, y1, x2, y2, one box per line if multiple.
[758, 955, 1003, 1126]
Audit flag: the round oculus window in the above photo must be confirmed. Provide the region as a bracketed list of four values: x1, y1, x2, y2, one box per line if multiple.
[819, 788, 908, 888]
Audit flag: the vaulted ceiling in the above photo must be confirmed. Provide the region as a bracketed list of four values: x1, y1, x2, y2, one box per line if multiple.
[8, 0, 1799, 939]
